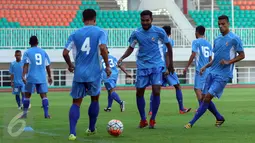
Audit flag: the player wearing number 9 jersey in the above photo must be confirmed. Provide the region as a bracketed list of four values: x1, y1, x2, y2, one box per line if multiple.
[63, 9, 110, 140]
[21, 36, 52, 119]
[184, 26, 212, 107]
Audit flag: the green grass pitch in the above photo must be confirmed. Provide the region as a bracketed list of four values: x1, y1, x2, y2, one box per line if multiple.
[1, 88, 255, 143]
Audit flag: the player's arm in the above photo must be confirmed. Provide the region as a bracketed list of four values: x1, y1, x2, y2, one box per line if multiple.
[63, 32, 75, 72]
[99, 30, 111, 77]
[9, 63, 14, 87]
[184, 52, 196, 74]
[118, 64, 132, 78]
[45, 53, 52, 85]
[22, 63, 28, 84]
[161, 30, 174, 74]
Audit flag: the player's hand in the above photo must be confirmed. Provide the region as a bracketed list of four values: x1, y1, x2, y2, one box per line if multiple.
[163, 69, 170, 77]
[11, 82, 14, 88]
[220, 59, 230, 65]
[200, 67, 206, 75]
[105, 66, 112, 78]
[183, 67, 188, 75]
[48, 77, 53, 85]
[68, 64, 75, 73]
[168, 64, 175, 74]
[126, 74, 132, 78]
[117, 58, 123, 67]
[22, 77, 26, 84]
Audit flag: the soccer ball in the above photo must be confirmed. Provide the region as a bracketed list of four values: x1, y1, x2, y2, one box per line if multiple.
[107, 119, 124, 137]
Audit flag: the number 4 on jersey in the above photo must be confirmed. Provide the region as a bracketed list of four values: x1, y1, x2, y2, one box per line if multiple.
[81, 37, 91, 55]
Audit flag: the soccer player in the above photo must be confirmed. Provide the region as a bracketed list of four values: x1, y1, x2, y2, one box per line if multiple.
[184, 15, 245, 128]
[118, 10, 174, 129]
[149, 26, 191, 115]
[63, 9, 110, 140]
[183, 25, 212, 110]
[21, 36, 52, 119]
[102, 50, 132, 112]
[9, 50, 25, 109]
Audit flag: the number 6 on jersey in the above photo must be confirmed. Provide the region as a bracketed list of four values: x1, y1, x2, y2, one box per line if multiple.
[81, 37, 91, 55]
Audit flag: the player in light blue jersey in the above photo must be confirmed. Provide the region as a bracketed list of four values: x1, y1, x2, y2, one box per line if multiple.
[21, 36, 52, 119]
[63, 9, 110, 140]
[118, 10, 174, 129]
[102, 51, 131, 112]
[185, 15, 245, 129]
[9, 50, 25, 109]
[184, 26, 212, 110]
[149, 26, 191, 115]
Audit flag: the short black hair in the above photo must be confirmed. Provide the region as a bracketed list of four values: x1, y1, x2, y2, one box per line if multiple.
[218, 15, 229, 22]
[196, 25, 206, 35]
[15, 50, 21, 54]
[29, 36, 38, 46]
[140, 10, 152, 18]
[83, 9, 96, 21]
[162, 25, 171, 35]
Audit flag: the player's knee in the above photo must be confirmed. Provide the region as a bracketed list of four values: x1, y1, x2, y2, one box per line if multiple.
[73, 98, 83, 106]
[203, 94, 213, 103]
[136, 88, 145, 96]
[109, 88, 115, 94]
[91, 95, 99, 102]
[174, 84, 181, 90]
[40, 93, 47, 99]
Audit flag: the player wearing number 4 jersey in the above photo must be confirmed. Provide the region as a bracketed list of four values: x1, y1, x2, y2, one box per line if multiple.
[20, 36, 52, 119]
[101, 51, 132, 112]
[184, 25, 212, 111]
[63, 9, 110, 141]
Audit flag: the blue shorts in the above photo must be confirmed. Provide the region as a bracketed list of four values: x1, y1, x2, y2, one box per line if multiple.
[70, 80, 101, 99]
[104, 79, 117, 90]
[25, 83, 48, 94]
[162, 72, 180, 87]
[135, 67, 163, 88]
[202, 73, 230, 98]
[12, 84, 25, 95]
[194, 70, 208, 90]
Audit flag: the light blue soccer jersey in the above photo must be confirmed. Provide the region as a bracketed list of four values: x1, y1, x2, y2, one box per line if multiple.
[128, 25, 169, 69]
[65, 26, 107, 82]
[101, 55, 118, 81]
[9, 61, 24, 86]
[22, 47, 50, 84]
[192, 38, 212, 71]
[210, 32, 243, 78]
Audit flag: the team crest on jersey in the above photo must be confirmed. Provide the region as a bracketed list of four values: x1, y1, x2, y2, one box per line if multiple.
[226, 42, 228, 46]
[151, 37, 155, 41]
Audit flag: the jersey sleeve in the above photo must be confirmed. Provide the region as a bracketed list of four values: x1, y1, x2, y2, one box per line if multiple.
[191, 40, 198, 53]
[128, 30, 138, 48]
[9, 63, 13, 74]
[171, 39, 175, 47]
[45, 52, 51, 66]
[99, 30, 108, 45]
[234, 36, 244, 52]
[22, 51, 30, 64]
[158, 28, 169, 44]
[65, 31, 75, 51]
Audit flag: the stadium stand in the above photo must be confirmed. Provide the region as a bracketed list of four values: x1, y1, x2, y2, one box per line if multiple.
[189, 0, 255, 28]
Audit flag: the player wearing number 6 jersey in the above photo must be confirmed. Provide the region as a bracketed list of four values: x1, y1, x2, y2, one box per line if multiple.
[101, 51, 132, 112]
[21, 36, 52, 119]
[63, 9, 110, 141]
[184, 25, 212, 109]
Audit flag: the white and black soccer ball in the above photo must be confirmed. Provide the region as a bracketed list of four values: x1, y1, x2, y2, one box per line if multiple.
[107, 119, 124, 137]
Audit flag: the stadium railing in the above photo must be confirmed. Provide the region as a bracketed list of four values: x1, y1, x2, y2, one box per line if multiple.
[1, 67, 255, 88]
[0, 28, 254, 49]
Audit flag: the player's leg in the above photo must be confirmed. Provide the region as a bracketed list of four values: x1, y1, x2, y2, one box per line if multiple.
[68, 81, 86, 140]
[37, 83, 50, 118]
[104, 90, 113, 112]
[86, 80, 101, 135]
[185, 74, 226, 128]
[20, 83, 33, 118]
[135, 70, 149, 128]
[21, 84, 25, 108]
[149, 70, 164, 129]
[12, 85, 21, 109]
[174, 84, 191, 114]
[148, 92, 153, 115]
